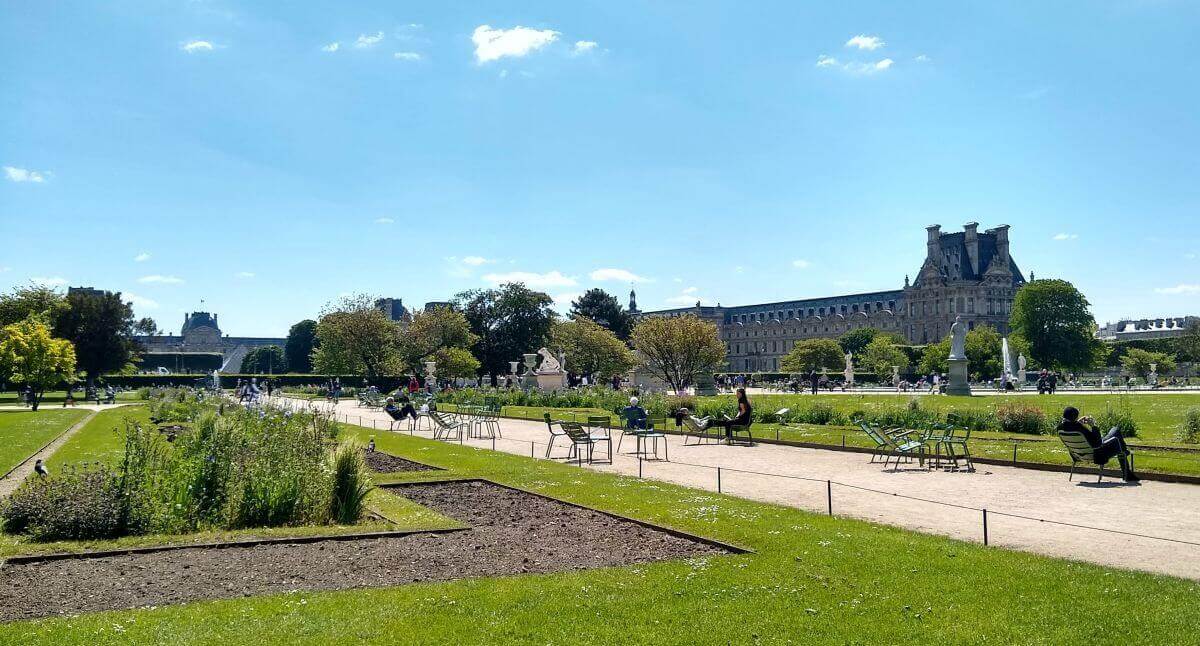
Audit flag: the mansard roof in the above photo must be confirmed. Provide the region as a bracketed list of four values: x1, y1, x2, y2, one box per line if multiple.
[914, 231, 1025, 288]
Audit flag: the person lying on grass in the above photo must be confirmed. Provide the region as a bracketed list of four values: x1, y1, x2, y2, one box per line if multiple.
[1057, 406, 1139, 482]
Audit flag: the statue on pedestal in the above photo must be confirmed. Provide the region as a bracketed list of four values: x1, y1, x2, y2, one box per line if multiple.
[945, 316, 972, 396]
[949, 316, 967, 361]
[844, 353, 854, 386]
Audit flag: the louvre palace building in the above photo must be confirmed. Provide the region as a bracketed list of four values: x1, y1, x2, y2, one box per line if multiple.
[633, 223, 1027, 373]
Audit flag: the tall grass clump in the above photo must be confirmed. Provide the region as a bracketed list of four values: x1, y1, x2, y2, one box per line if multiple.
[1095, 402, 1138, 438]
[1180, 408, 1200, 444]
[1, 464, 125, 540]
[330, 444, 372, 525]
[995, 404, 1048, 435]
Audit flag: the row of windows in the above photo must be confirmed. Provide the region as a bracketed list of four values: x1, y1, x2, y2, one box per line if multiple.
[908, 297, 1012, 317]
[732, 300, 897, 324]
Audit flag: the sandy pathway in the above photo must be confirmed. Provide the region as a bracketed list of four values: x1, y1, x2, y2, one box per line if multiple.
[283, 397, 1200, 580]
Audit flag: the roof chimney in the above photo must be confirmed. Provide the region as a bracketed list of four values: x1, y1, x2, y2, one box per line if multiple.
[926, 225, 942, 262]
[964, 222, 979, 275]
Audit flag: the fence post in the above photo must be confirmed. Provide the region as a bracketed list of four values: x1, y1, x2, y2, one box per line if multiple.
[531, 441, 536, 458]
[492, 436, 496, 451]
[638, 455, 643, 478]
[827, 480, 833, 516]
[776, 427, 780, 441]
[983, 509, 989, 546]
[841, 435, 845, 448]
[717, 467, 722, 493]
[1012, 442, 1018, 465]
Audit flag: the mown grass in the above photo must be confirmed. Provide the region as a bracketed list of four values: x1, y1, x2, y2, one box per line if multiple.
[1, 420, 1197, 644]
[0, 410, 89, 475]
[0, 391, 139, 406]
[42, 406, 147, 470]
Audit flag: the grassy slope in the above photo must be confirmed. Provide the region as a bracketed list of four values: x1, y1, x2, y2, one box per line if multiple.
[0, 409, 88, 475]
[1, 421, 1196, 644]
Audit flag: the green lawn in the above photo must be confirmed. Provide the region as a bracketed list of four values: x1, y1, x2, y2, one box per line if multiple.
[2, 419, 1197, 644]
[0, 390, 139, 406]
[0, 409, 89, 475]
[42, 406, 147, 470]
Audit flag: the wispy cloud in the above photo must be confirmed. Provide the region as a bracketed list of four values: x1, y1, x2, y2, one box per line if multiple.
[845, 35, 885, 51]
[462, 256, 491, 266]
[914, 54, 931, 63]
[482, 270, 576, 288]
[572, 40, 598, 56]
[355, 32, 384, 48]
[1154, 284, 1200, 295]
[321, 42, 340, 53]
[4, 166, 48, 183]
[374, 217, 394, 224]
[137, 274, 185, 285]
[815, 55, 893, 74]
[665, 295, 714, 307]
[125, 292, 160, 310]
[552, 292, 581, 311]
[589, 268, 651, 283]
[134, 252, 151, 263]
[1052, 233, 1079, 241]
[181, 40, 215, 53]
[682, 286, 698, 294]
[235, 271, 255, 279]
[472, 25, 559, 63]
[31, 276, 68, 287]
[393, 51, 422, 61]
[792, 259, 811, 269]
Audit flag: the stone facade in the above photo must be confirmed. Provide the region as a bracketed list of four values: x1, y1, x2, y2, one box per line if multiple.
[1096, 316, 1199, 341]
[635, 223, 1026, 372]
[137, 311, 285, 373]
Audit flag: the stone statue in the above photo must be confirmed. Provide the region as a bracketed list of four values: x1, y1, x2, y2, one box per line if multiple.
[1017, 354, 1027, 383]
[949, 316, 967, 360]
[843, 353, 854, 385]
[536, 348, 562, 374]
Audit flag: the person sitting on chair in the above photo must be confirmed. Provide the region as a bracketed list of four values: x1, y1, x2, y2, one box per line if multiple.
[1056, 406, 1139, 482]
[384, 396, 419, 421]
[622, 396, 647, 430]
[687, 389, 754, 440]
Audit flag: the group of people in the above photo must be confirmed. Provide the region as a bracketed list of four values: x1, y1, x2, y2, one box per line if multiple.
[235, 378, 271, 404]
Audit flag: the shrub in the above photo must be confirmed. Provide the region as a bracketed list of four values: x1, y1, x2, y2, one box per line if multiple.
[946, 409, 996, 432]
[1, 464, 125, 541]
[1180, 408, 1200, 444]
[995, 404, 1048, 435]
[799, 403, 838, 426]
[1095, 403, 1138, 438]
[330, 444, 372, 524]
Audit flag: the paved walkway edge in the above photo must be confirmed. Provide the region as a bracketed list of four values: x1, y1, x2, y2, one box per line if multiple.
[0, 409, 100, 497]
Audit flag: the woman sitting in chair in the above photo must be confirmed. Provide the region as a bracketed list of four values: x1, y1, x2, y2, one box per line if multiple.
[688, 388, 753, 440]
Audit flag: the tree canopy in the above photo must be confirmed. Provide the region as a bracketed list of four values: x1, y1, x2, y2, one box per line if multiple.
[454, 283, 557, 377]
[397, 306, 478, 375]
[311, 295, 402, 381]
[920, 325, 1031, 380]
[284, 319, 318, 374]
[781, 338, 844, 373]
[629, 315, 725, 391]
[838, 327, 901, 356]
[0, 318, 76, 411]
[0, 284, 67, 328]
[1120, 347, 1176, 379]
[1009, 279, 1101, 371]
[52, 289, 136, 386]
[241, 345, 286, 374]
[860, 336, 909, 378]
[551, 316, 638, 379]
[133, 317, 160, 336]
[569, 288, 633, 340]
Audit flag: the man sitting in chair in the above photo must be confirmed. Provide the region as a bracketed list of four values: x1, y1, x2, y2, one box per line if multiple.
[622, 397, 647, 430]
[384, 396, 419, 422]
[1056, 406, 1139, 482]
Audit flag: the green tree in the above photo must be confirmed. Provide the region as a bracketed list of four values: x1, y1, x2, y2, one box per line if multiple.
[569, 288, 633, 340]
[1120, 347, 1177, 379]
[397, 306, 478, 375]
[962, 325, 1032, 380]
[919, 336, 951, 376]
[0, 318, 76, 411]
[241, 345, 286, 374]
[861, 336, 909, 378]
[1178, 320, 1200, 363]
[454, 283, 557, 377]
[311, 295, 402, 381]
[1009, 279, 1102, 371]
[431, 346, 482, 379]
[284, 319, 318, 373]
[0, 284, 68, 328]
[629, 315, 726, 391]
[133, 317, 160, 335]
[52, 289, 136, 388]
[551, 316, 638, 379]
[781, 338, 844, 373]
[838, 327, 901, 356]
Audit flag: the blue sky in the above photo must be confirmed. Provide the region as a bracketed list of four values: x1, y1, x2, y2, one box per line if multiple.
[2, 1, 1198, 337]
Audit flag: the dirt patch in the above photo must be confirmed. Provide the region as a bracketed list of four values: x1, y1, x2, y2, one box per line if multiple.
[362, 450, 441, 473]
[0, 480, 731, 622]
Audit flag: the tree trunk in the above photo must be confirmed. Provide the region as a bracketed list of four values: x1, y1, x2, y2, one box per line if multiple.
[31, 391, 41, 412]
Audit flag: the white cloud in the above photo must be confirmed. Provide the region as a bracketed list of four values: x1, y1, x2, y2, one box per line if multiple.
[472, 25, 559, 63]
[236, 271, 255, 279]
[1154, 284, 1200, 295]
[589, 268, 651, 283]
[915, 54, 931, 63]
[682, 286, 698, 294]
[355, 32, 384, 48]
[552, 292, 581, 310]
[181, 40, 214, 53]
[375, 217, 394, 224]
[873, 58, 894, 71]
[394, 51, 422, 61]
[665, 295, 714, 307]
[31, 276, 67, 287]
[734, 266, 745, 273]
[572, 40, 598, 55]
[124, 292, 160, 310]
[4, 166, 47, 183]
[672, 277, 683, 283]
[321, 42, 340, 52]
[137, 274, 184, 285]
[845, 35, 885, 50]
[482, 270, 577, 288]
[1052, 233, 1079, 241]
[792, 259, 811, 269]
[815, 54, 839, 68]
[816, 56, 892, 74]
[134, 252, 151, 262]
[462, 256, 490, 266]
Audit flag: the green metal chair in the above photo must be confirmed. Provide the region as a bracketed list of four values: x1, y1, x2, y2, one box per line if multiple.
[1058, 429, 1132, 482]
[561, 421, 612, 465]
